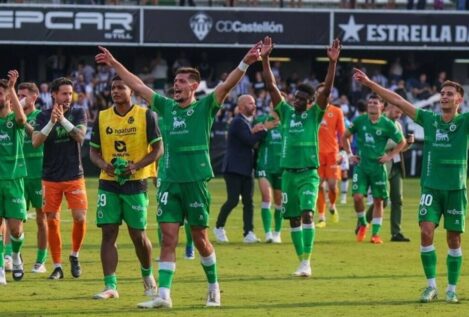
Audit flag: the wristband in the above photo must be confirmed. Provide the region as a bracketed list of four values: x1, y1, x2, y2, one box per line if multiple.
[40, 120, 54, 136]
[238, 61, 249, 72]
[60, 117, 75, 133]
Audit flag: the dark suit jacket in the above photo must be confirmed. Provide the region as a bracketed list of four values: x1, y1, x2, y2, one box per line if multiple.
[223, 114, 266, 177]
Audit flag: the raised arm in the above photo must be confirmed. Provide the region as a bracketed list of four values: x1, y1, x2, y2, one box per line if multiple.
[316, 39, 341, 110]
[7, 70, 26, 126]
[353, 68, 417, 120]
[214, 42, 262, 105]
[95, 46, 154, 103]
[261, 36, 282, 107]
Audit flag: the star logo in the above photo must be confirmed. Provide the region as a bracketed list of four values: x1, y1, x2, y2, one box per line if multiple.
[339, 16, 364, 42]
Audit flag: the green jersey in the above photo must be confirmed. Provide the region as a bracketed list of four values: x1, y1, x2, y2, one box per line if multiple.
[24, 109, 43, 179]
[254, 114, 282, 174]
[151, 92, 220, 182]
[415, 109, 469, 190]
[348, 114, 403, 170]
[275, 101, 324, 169]
[0, 112, 26, 179]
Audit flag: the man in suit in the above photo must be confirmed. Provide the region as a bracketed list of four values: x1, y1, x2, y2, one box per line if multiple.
[214, 95, 275, 243]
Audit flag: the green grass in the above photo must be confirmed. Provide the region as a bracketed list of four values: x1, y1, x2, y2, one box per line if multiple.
[1, 178, 469, 316]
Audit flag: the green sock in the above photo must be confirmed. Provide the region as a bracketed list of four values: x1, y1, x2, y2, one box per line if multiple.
[36, 249, 48, 264]
[158, 262, 175, 289]
[157, 226, 162, 247]
[371, 224, 381, 236]
[104, 274, 117, 290]
[141, 266, 153, 278]
[0, 235, 4, 268]
[302, 224, 315, 261]
[201, 253, 218, 284]
[447, 254, 462, 286]
[10, 234, 24, 254]
[261, 207, 272, 233]
[421, 250, 437, 279]
[290, 228, 304, 261]
[358, 214, 367, 226]
[184, 222, 194, 248]
[5, 242, 12, 257]
[274, 208, 283, 232]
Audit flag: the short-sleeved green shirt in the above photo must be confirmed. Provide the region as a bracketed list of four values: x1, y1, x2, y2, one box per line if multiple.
[0, 112, 26, 180]
[24, 109, 43, 179]
[254, 114, 282, 174]
[275, 101, 324, 169]
[151, 92, 221, 183]
[415, 109, 469, 190]
[348, 114, 403, 171]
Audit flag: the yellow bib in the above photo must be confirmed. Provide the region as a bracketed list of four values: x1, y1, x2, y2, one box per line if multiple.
[98, 105, 154, 181]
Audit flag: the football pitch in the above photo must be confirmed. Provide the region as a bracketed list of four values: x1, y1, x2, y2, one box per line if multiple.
[1, 177, 468, 316]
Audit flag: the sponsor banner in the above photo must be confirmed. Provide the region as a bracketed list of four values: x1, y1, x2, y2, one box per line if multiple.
[334, 11, 469, 49]
[0, 5, 140, 44]
[143, 8, 330, 48]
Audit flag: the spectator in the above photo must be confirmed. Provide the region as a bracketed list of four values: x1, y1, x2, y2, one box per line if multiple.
[407, 0, 426, 9]
[432, 71, 447, 94]
[38, 82, 53, 110]
[171, 51, 191, 74]
[389, 58, 403, 82]
[252, 71, 266, 94]
[150, 52, 168, 91]
[197, 52, 215, 85]
[412, 73, 432, 100]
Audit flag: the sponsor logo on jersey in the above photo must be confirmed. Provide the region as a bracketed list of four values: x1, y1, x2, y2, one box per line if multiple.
[173, 116, 187, 129]
[11, 198, 24, 204]
[302, 190, 315, 196]
[0, 131, 11, 142]
[447, 209, 463, 215]
[450, 123, 457, 132]
[114, 140, 127, 152]
[435, 129, 449, 142]
[106, 126, 137, 136]
[131, 205, 145, 212]
[6, 121, 14, 129]
[364, 132, 375, 143]
[374, 181, 386, 185]
[289, 119, 303, 128]
[128, 116, 134, 124]
[189, 201, 205, 208]
[271, 129, 281, 140]
[376, 129, 382, 136]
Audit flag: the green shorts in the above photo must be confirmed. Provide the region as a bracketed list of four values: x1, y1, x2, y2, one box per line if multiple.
[157, 180, 211, 227]
[24, 178, 43, 210]
[256, 169, 282, 190]
[418, 187, 467, 233]
[352, 164, 388, 199]
[96, 189, 149, 230]
[281, 168, 319, 219]
[0, 178, 26, 221]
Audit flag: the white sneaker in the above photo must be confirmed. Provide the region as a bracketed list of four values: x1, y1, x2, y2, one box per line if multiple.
[0, 268, 6, 285]
[206, 288, 221, 307]
[243, 231, 260, 243]
[137, 296, 173, 309]
[293, 260, 311, 277]
[213, 227, 229, 243]
[272, 232, 282, 243]
[265, 232, 273, 243]
[93, 288, 119, 299]
[12, 255, 24, 281]
[4, 256, 12, 272]
[143, 275, 158, 297]
[32, 263, 47, 273]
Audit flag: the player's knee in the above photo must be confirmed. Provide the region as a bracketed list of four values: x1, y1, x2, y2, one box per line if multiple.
[301, 212, 313, 224]
[289, 217, 301, 228]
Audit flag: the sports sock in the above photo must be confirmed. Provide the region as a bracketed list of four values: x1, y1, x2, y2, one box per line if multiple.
[158, 262, 175, 298]
[201, 252, 218, 284]
[316, 190, 326, 219]
[47, 218, 62, 265]
[341, 179, 348, 194]
[261, 202, 272, 233]
[290, 226, 304, 260]
[36, 249, 48, 264]
[421, 245, 437, 285]
[357, 211, 367, 226]
[104, 274, 117, 290]
[302, 224, 315, 261]
[10, 233, 24, 254]
[72, 219, 86, 253]
[0, 235, 4, 268]
[184, 221, 194, 248]
[141, 266, 153, 278]
[5, 242, 12, 257]
[447, 248, 462, 288]
[371, 218, 383, 236]
[274, 205, 283, 232]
